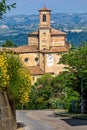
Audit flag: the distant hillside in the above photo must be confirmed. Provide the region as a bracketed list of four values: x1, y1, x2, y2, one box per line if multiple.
[0, 13, 87, 46]
[67, 31, 87, 46]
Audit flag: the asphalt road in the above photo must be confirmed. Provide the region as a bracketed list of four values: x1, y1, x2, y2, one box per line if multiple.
[16, 110, 87, 130]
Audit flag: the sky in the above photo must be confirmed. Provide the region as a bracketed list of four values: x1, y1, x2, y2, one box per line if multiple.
[6, 0, 87, 15]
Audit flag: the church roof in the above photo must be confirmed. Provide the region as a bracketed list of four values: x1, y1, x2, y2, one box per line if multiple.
[39, 7, 51, 12]
[27, 66, 44, 75]
[13, 45, 39, 53]
[41, 45, 69, 53]
[0, 47, 8, 52]
[0, 43, 69, 54]
[29, 28, 66, 36]
[51, 28, 66, 35]
[12, 43, 69, 53]
[0, 47, 14, 52]
[29, 30, 38, 35]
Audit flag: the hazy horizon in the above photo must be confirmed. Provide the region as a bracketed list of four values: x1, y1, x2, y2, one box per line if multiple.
[6, 0, 87, 16]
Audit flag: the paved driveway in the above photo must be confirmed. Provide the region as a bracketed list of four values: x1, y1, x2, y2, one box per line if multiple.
[16, 110, 87, 130]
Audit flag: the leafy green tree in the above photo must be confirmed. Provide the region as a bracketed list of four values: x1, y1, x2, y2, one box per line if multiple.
[0, 0, 16, 19]
[64, 87, 80, 112]
[35, 73, 52, 86]
[29, 74, 53, 109]
[50, 72, 80, 110]
[48, 43, 87, 112]
[2, 39, 17, 47]
[51, 73, 66, 98]
[59, 42, 87, 99]
[0, 51, 32, 107]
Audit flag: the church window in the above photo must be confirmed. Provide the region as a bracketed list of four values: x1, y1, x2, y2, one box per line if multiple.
[43, 32, 46, 35]
[43, 14, 46, 22]
[35, 57, 39, 62]
[24, 58, 29, 62]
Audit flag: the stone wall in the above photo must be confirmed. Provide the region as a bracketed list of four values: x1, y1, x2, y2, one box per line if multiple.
[0, 91, 17, 130]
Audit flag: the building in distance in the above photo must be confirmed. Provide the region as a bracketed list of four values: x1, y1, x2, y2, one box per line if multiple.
[1, 7, 70, 83]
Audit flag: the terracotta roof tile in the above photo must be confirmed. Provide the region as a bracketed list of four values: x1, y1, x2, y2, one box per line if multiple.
[13, 45, 39, 53]
[51, 28, 66, 35]
[28, 28, 66, 36]
[27, 66, 44, 75]
[41, 45, 69, 53]
[0, 47, 6, 52]
[29, 30, 38, 35]
[0, 44, 69, 53]
[39, 7, 51, 12]
[0, 47, 13, 52]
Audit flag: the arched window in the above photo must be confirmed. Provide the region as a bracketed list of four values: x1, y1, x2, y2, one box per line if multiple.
[43, 14, 46, 22]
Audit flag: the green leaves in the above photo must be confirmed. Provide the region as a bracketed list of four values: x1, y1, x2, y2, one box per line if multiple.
[2, 39, 17, 47]
[10, 3, 16, 8]
[0, 0, 16, 19]
[0, 51, 32, 107]
[29, 74, 53, 109]
[60, 42, 87, 99]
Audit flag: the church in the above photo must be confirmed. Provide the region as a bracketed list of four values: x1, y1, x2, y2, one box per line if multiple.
[13, 7, 69, 82]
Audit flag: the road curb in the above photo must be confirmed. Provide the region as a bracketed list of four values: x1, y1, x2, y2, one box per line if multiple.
[17, 128, 24, 130]
[54, 111, 87, 120]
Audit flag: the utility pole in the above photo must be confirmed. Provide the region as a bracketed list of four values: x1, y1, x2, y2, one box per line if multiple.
[81, 77, 84, 113]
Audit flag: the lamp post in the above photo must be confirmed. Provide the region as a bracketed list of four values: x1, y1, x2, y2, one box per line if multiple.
[80, 76, 84, 114]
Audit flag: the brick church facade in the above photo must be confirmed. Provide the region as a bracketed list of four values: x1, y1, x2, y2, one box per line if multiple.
[12, 7, 69, 82]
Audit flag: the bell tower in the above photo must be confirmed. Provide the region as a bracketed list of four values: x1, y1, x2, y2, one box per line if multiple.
[39, 7, 51, 28]
[39, 7, 51, 50]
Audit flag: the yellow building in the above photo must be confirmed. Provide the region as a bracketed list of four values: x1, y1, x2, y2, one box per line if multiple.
[13, 7, 69, 82]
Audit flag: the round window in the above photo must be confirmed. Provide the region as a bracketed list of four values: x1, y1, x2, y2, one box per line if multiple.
[35, 57, 39, 62]
[24, 58, 29, 62]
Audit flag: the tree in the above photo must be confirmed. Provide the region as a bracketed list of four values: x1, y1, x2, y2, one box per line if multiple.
[51, 73, 66, 98]
[0, 51, 32, 107]
[2, 39, 17, 47]
[50, 71, 80, 110]
[18, 68, 32, 108]
[59, 42, 87, 102]
[0, 0, 16, 19]
[60, 44, 87, 89]
[29, 74, 53, 109]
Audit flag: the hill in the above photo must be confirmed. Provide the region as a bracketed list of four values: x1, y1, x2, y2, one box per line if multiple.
[0, 13, 87, 46]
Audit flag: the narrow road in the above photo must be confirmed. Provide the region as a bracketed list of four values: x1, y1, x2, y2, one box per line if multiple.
[16, 110, 55, 130]
[16, 110, 87, 130]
